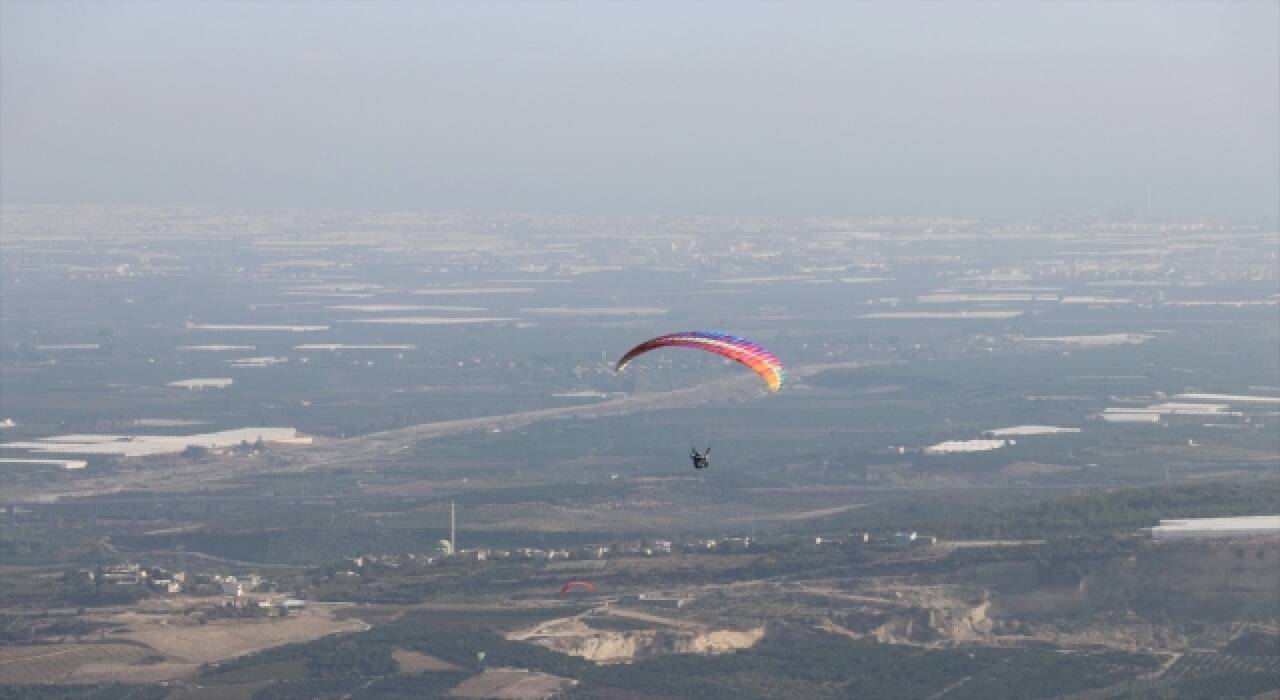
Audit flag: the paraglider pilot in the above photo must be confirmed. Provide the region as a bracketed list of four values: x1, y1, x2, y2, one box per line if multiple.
[690, 446, 710, 470]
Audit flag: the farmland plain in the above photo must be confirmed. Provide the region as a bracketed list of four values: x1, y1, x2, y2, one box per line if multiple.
[1, 207, 1276, 697]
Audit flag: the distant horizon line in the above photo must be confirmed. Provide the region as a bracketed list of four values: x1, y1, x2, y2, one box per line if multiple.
[1, 202, 1275, 225]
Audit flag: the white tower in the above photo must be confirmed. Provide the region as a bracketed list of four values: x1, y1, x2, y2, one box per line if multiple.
[450, 501, 456, 554]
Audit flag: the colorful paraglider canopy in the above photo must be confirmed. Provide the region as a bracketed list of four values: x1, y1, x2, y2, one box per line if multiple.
[560, 580, 598, 595]
[615, 331, 785, 391]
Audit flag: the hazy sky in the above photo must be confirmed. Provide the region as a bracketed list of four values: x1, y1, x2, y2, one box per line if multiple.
[2, 1, 1277, 218]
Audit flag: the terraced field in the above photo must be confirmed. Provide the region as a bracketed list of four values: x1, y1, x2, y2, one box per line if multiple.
[1162, 652, 1280, 679]
[1067, 653, 1280, 699]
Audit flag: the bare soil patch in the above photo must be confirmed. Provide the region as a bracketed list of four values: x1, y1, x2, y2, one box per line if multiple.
[393, 647, 461, 672]
[0, 643, 153, 684]
[116, 605, 366, 667]
[0, 605, 365, 684]
[448, 667, 576, 699]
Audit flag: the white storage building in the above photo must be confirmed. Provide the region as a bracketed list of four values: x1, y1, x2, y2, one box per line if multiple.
[1144, 515, 1280, 540]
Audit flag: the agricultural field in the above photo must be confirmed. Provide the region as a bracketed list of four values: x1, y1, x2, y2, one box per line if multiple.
[0, 605, 366, 685]
[0, 209, 1276, 697]
[0, 644, 154, 684]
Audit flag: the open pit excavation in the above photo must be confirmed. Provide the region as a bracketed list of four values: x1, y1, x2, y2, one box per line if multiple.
[507, 611, 765, 663]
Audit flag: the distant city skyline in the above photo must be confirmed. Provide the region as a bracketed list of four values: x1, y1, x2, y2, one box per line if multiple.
[2, 1, 1277, 219]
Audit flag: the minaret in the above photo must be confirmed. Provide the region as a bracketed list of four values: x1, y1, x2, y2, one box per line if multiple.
[450, 501, 456, 554]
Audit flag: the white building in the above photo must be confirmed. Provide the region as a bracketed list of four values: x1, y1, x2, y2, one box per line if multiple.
[1102, 411, 1162, 423]
[0, 458, 87, 470]
[2, 427, 310, 457]
[624, 594, 692, 609]
[924, 439, 1006, 455]
[167, 378, 235, 390]
[1145, 515, 1280, 540]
